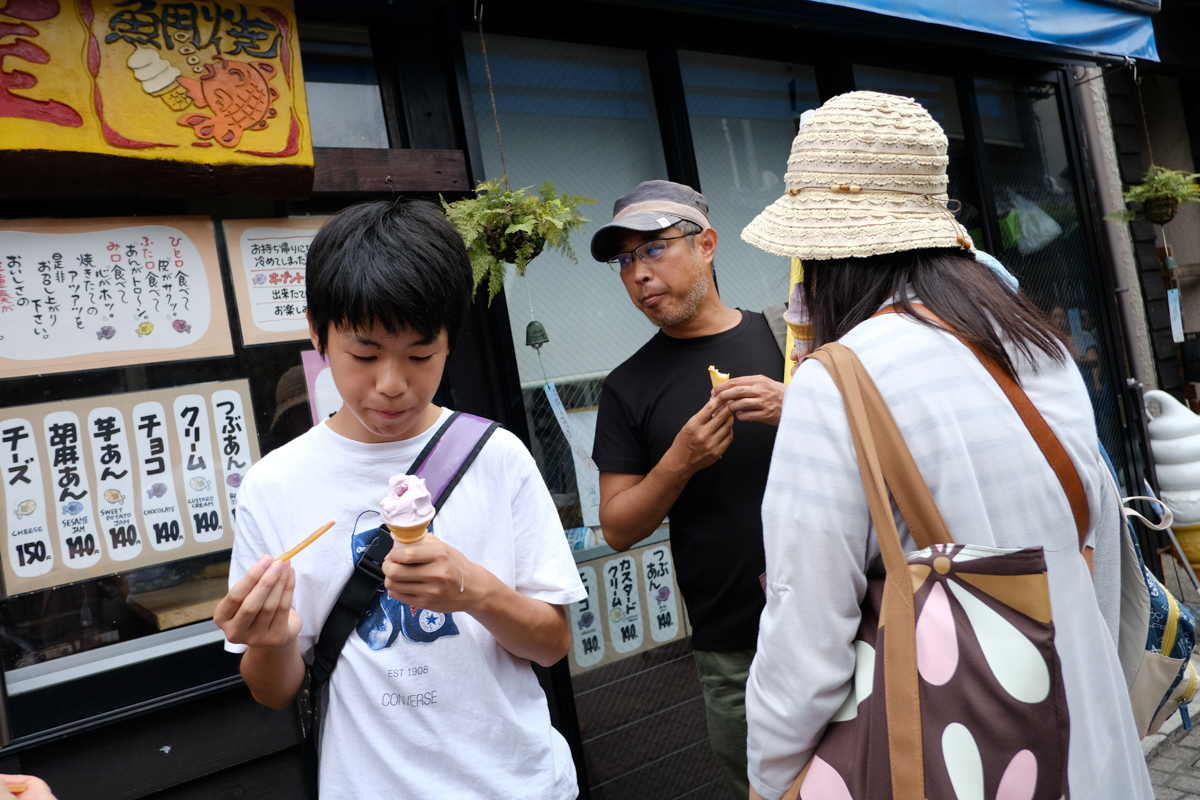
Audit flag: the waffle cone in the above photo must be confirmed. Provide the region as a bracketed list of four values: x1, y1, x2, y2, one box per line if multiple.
[386, 522, 430, 544]
[708, 365, 730, 388]
[787, 321, 814, 342]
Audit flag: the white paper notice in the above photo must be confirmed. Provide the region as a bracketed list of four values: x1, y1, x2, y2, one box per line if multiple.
[238, 228, 314, 333]
[642, 546, 681, 643]
[1, 418, 54, 578]
[132, 401, 186, 552]
[569, 565, 605, 669]
[543, 383, 601, 528]
[43, 411, 104, 569]
[87, 408, 142, 562]
[0, 226, 212, 360]
[172, 396, 224, 543]
[603, 554, 644, 654]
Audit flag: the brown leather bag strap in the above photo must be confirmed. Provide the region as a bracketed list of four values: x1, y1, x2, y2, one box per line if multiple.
[873, 306, 1090, 549]
[808, 343, 926, 800]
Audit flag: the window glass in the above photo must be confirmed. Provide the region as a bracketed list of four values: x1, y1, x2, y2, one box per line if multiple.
[974, 77, 1127, 482]
[679, 51, 820, 314]
[300, 26, 389, 149]
[853, 65, 986, 246]
[462, 33, 669, 389]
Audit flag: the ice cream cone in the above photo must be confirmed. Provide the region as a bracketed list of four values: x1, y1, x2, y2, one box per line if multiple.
[708, 365, 730, 388]
[386, 522, 430, 545]
[787, 321, 814, 343]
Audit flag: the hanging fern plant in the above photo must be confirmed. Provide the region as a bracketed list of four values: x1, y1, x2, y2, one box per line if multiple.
[442, 179, 595, 305]
[1105, 164, 1200, 225]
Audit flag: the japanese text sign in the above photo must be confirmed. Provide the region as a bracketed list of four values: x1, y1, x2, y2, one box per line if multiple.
[0, 217, 231, 378]
[222, 217, 324, 345]
[566, 539, 686, 675]
[0, 380, 258, 596]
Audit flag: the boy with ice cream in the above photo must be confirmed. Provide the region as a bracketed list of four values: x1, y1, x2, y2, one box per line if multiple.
[214, 200, 586, 800]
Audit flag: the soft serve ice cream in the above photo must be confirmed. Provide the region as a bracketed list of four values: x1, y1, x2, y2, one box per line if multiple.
[380, 474, 435, 544]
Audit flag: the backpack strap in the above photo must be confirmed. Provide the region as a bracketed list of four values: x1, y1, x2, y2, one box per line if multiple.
[302, 412, 499, 789]
[873, 305, 1090, 549]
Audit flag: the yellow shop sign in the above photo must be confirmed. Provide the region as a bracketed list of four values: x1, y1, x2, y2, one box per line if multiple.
[1, 0, 312, 195]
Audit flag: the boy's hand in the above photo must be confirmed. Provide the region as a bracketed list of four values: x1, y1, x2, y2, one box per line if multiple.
[0, 775, 55, 800]
[383, 534, 481, 614]
[214, 555, 302, 649]
[712, 375, 786, 425]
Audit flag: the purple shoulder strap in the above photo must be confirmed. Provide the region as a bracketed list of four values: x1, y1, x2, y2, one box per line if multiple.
[409, 412, 499, 511]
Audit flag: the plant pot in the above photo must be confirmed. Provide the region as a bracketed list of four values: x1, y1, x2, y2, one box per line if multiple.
[484, 226, 546, 265]
[1144, 195, 1180, 225]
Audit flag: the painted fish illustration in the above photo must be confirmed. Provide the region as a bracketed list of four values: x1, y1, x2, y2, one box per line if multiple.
[146, 482, 168, 499]
[657, 586, 671, 603]
[172, 319, 192, 334]
[136, 321, 154, 337]
[14, 499, 36, 518]
[177, 56, 280, 148]
[189, 477, 211, 491]
[226, 473, 243, 488]
[253, 273, 267, 286]
[96, 326, 116, 340]
[103, 489, 125, 504]
[577, 611, 594, 630]
[61, 501, 84, 516]
[609, 607, 624, 622]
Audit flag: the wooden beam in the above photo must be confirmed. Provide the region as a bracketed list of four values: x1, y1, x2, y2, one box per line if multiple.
[312, 148, 469, 194]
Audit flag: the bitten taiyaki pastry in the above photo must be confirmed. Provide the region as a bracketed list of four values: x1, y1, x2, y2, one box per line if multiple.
[708, 365, 730, 389]
[380, 475, 435, 544]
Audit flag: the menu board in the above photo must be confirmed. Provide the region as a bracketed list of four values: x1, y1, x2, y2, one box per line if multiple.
[0, 380, 258, 596]
[0, 217, 232, 379]
[222, 217, 325, 346]
[567, 539, 686, 675]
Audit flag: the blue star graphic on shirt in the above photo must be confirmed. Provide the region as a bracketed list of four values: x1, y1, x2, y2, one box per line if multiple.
[352, 521, 459, 649]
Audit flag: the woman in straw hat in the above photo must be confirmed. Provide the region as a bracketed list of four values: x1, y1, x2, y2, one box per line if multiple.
[740, 92, 1152, 800]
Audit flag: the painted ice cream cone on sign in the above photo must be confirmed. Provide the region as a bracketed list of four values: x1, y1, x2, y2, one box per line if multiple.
[1146, 390, 1200, 574]
[380, 475, 435, 544]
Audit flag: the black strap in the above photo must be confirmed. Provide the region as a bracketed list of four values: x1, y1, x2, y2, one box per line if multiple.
[301, 413, 497, 793]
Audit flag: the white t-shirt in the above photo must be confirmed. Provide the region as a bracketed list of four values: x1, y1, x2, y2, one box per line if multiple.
[226, 409, 586, 800]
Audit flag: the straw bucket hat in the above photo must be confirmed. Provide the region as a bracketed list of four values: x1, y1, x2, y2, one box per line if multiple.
[741, 91, 972, 260]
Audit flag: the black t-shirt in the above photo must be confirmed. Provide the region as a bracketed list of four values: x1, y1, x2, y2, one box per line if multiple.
[592, 310, 781, 651]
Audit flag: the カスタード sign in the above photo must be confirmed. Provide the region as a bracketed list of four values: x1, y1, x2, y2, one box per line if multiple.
[0, 0, 312, 197]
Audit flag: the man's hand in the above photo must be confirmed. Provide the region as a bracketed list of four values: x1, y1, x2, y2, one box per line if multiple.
[672, 396, 735, 473]
[712, 375, 786, 425]
[214, 555, 302, 649]
[383, 533, 477, 613]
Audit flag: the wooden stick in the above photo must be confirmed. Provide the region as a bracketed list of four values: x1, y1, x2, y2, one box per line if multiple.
[278, 520, 336, 562]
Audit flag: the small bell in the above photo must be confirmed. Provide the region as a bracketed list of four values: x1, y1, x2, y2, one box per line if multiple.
[525, 320, 549, 350]
[1166, 255, 1179, 271]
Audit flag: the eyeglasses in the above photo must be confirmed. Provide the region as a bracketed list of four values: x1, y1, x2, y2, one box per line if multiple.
[607, 233, 695, 273]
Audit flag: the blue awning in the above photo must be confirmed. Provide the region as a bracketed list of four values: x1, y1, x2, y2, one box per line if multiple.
[807, 0, 1159, 61]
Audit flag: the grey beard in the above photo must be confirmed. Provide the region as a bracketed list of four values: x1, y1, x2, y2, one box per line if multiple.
[651, 272, 710, 329]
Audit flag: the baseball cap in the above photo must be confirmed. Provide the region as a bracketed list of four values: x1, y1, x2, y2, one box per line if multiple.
[590, 180, 711, 262]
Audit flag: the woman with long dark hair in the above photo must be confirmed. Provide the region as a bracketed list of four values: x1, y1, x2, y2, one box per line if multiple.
[737, 92, 1152, 800]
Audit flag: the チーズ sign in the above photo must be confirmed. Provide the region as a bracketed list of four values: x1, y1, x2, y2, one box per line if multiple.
[0, 0, 312, 197]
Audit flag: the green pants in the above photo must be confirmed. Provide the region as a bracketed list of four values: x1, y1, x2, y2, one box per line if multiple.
[693, 647, 755, 800]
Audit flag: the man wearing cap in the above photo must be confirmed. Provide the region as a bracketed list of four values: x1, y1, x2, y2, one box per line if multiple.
[590, 180, 785, 799]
